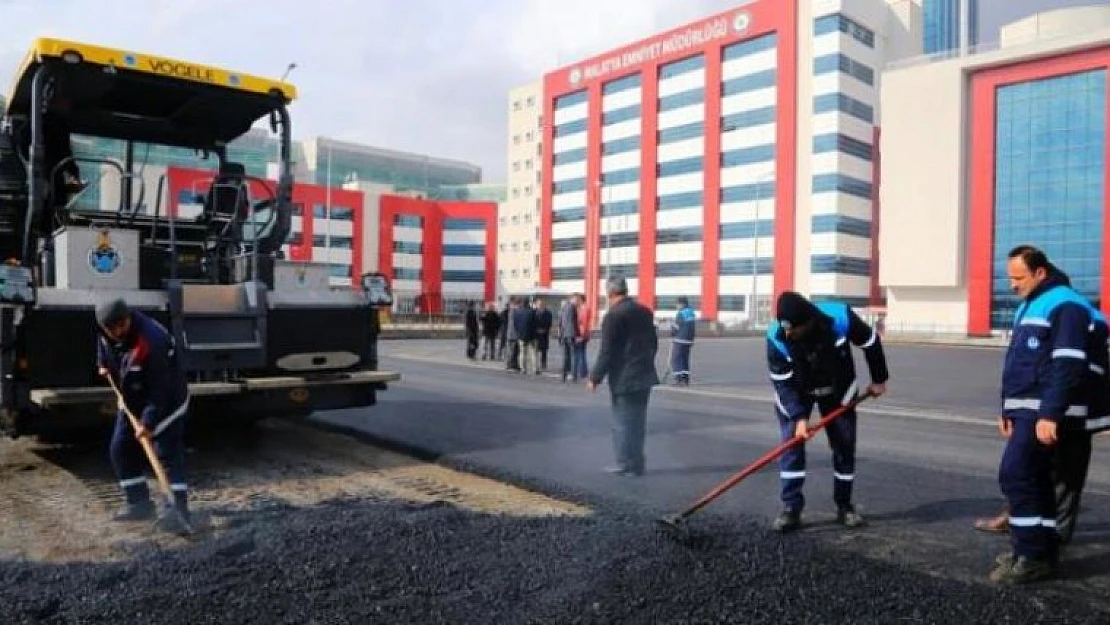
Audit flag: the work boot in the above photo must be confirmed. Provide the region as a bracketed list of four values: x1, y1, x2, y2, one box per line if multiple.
[988, 555, 1056, 584]
[773, 510, 801, 532]
[112, 501, 156, 522]
[837, 506, 866, 528]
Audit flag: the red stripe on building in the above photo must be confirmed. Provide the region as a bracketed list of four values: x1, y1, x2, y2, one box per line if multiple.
[638, 64, 659, 310]
[968, 46, 1110, 335]
[585, 83, 603, 316]
[540, 91, 555, 287]
[772, 0, 798, 303]
[702, 48, 723, 319]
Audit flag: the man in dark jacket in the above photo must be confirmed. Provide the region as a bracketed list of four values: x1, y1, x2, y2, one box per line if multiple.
[498, 301, 510, 361]
[512, 298, 538, 374]
[587, 277, 659, 476]
[534, 298, 554, 373]
[669, 297, 697, 386]
[767, 291, 888, 533]
[480, 303, 500, 360]
[95, 297, 191, 528]
[558, 296, 579, 382]
[985, 245, 1110, 584]
[464, 301, 480, 360]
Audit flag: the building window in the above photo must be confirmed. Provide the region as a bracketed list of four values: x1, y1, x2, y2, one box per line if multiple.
[513, 100, 521, 110]
[812, 173, 873, 199]
[813, 53, 874, 86]
[514, 134, 521, 145]
[810, 254, 872, 276]
[512, 242, 519, 251]
[602, 104, 641, 125]
[523, 268, 531, 277]
[313, 235, 354, 249]
[722, 106, 777, 131]
[552, 267, 583, 280]
[659, 88, 705, 112]
[814, 13, 876, 48]
[603, 73, 642, 95]
[991, 69, 1106, 328]
[554, 90, 588, 110]
[394, 215, 424, 228]
[811, 214, 872, 237]
[527, 96, 535, 106]
[813, 93, 874, 124]
[600, 167, 640, 185]
[525, 158, 533, 170]
[513, 161, 520, 172]
[444, 218, 485, 230]
[393, 241, 423, 254]
[444, 270, 485, 283]
[443, 244, 485, 257]
[523, 241, 531, 251]
[512, 215, 520, 225]
[812, 133, 873, 161]
[526, 131, 533, 142]
[395, 267, 422, 281]
[659, 54, 705, 79]
[511, 269, 518, 278]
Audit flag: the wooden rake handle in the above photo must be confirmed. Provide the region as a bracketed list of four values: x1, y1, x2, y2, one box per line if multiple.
[105, 374, 175, 501]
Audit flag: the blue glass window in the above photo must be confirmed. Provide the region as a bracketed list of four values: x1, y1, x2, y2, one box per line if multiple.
[394, 215, 423, 227]
[721, 181, 776, 203]
[655, 226, 704, 244]
[659, 55, 705, 79]
[552, 207, 586, 223]
[603, 73, 642, 95]
[601, 199, 640, 217]
[312, 235, 353, 249]
[810, 255, 871, 276]
[659, 88, 705, 112]
[719, 258, 774, 275]
[599, 231, 640, 248]
[814, 13, 875, 48]
[603, 136, 641, 155]
[718, 295, 747, 312]
[552, 267, 585, 280]
[657, 295, 704, 310]
[600, 167, 640, 185]
[603, 104, 640, 125]
[554, 147, 587, 165]
[555, 90, 587, 109]
[657, 156, 703, 178]
[811, 214, 872, 237]
[721, 106, 776, 130]
[812, 133, 873, 161]
[719, 220, 775, 239]
[443, 270, 485, 283]
[553, 178, 587, 194]
[991, 69, 1106, 328]
[657, 191, 703, 211]
[812, 173, 873, 199]
[659, 121, 704, 144]
[444, 218, 485, 230]
[723, 33, 777, 60]
[813, 53, 874, 86]
[721, 144, 776, 168]
[393, 241, 422, 254]
[552, 237, 585, 252]
[554, 118, 587, 137]
[443, 244, 485, 256]
[395, 267, 422, 281]
[722, 69, 777, 96]
[599, 264, 638, 279]
[814, 93, 874, 123]
[655, 261, 703, 277]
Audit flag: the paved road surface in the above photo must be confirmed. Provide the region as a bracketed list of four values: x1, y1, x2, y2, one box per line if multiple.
[315, 338, 1110, 609]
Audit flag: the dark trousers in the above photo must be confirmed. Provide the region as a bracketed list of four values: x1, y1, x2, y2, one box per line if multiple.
[465, 333, 478, 359]
[777, 395, 857, 512]
[999, 416, 1058, 561]
[561, 338, 576, 380]
[572, 341, 589, 379]
[610, 389, 651, 472]
[1054, 428, 1093, 545]
[506, 339, 521, 370]
[482, 335, 497, 359]
[671, 341, 692, 383]
[110, 412, 188, 508]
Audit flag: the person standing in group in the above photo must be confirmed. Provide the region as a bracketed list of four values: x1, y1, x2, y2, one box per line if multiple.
[669, 297, 697, 386]
[766, 291, 889, 533]
[504, 298, 520, 371]
[985, 245, 1110, 584]
[587, 277, 659, 476]
[534, 298, 553, 374]
[557, 295, 579, 383]
[464, 301, 479, 360]
[511, 297, 538, 374]
[497, 300, 510, 361]
[480, 303, 500, 361]
[574, 293, 592, 381]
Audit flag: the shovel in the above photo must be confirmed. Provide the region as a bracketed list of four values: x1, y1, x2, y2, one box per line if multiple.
[105, 374, 194, 536]
[657, 391, 875, 537]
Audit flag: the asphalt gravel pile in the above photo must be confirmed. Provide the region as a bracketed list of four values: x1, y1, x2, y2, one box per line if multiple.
[2, 495, 1107, 625]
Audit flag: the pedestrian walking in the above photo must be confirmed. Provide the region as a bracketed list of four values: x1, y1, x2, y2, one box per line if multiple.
[587, 277, 659, 476]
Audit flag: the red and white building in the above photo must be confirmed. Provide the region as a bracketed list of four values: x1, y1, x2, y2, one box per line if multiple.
[164, 166, 497, 312]
[881, 5, 1110, 335]
[539, 0, 921, 324]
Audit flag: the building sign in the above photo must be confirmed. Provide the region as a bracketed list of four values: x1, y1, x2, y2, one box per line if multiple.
[568, 11, 752, 85]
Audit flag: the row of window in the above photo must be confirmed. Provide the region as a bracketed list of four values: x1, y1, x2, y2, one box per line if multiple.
[552, 103, 777, 148]
[810, 254, 871, 276]
[443, 270, 486, 283]
[812, 173, 873, 199]
[444, 244, 485, 257]
[813, 53, 874, 86]
[814, 93, 874, 124]
[444, 218, 486, 230]
[603, 104, 641, 126]
[395, 268, 422, 281]
[813, 132, 873, 161]
[394, 215, 424, 228]
[811, 214, 872, 237]
[815, 13, 875, 48]
[599, 231, 640, 248]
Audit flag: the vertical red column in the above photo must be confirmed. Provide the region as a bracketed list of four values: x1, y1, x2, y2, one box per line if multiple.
[350, 191, 364, 281]
[484, 207, 498, 303]
[378, 199, 394, 282]
[967, 75, 998, 336]
[540, 87, 556, 287]
[773, 1, 799, 301]
[702, 49, 723, 320]
[585, 83, 604, 317]
[639, 67, 659, 309]
[870, 126, 882, 306]
[422, 202, 445, 314]
[1102, 75, 1110, 319]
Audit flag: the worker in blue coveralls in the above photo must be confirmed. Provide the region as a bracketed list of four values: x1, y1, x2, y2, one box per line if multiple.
[766, 291, 888, 533]
[987, 245, 1110, 584]
[95, 297, 191, 531]
[669, 297, 696, 386]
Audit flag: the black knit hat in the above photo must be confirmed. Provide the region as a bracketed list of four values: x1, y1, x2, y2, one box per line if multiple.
[95, 297, 130, 328]
[776, 291, 818, 330]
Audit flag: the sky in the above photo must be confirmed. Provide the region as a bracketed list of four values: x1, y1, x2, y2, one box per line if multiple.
[0, 0, 1105, 183]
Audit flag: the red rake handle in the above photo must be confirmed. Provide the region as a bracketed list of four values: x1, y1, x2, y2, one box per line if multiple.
[675, 391, 874, 521]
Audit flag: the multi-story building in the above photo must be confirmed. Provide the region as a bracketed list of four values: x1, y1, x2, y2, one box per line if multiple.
[302, 137, 482, 200]
[881, 5, 1110, 335]
[923, 0, 979, 55]
[539, 0, 919, 324]
[501, 81, 544, 299]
